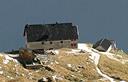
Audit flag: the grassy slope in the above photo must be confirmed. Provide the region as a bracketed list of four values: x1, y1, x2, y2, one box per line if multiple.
[39, 49, 102, 81]
[0, 47, 128, 82]
[98, 54, 128, 81]
[55, 49, 101, 81]
[0, 49, 102, 82]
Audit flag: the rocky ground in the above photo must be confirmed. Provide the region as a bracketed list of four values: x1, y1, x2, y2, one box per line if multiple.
[0, 43, 128, 82]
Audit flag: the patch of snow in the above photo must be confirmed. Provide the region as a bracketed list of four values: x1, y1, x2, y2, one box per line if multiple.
[7, 76, 14, 79]
[96, 67, 115, 82]
[99, 77, 108, 81]
[56, 77, 63, 80]
[0, 54, 3, 57]
[22, 74, 25, 76]
[52, 75, 57, 80]
[50, 62, 54, 65]
[15, 64, 17, 67]
[28, 72, 33, 76]
[71, 49, 81, 53]
[52, 75, 63, 81]
[71, 74, 75, 77]
[35, 70, 40, 73]
[120, 81, 126, 82]
[66, 49, 81, 55]
[3, 59, 9, 64]
[8, 54, 19, 58]
[78, 43, 100, 65]
[3, 55, 13, 64]
[55, 60, 59, 64]
[42, 77, 48, 81]
[0, 71, 3, 74]
[4, 54, 14, 60]
[46, 50, 59, 55]
[66, 51, 76, 54]
[88, 50, 100, 65]
[54, 50, 59, 55]
[78, 43, 91, 52]
[66, 49, 87, 55]
[10, 77, 14, 79]
[12, 68, 15, 70]
[0, 53, 19, 64]
[117, 55, 123, 58]
[67, 64, 72, 68]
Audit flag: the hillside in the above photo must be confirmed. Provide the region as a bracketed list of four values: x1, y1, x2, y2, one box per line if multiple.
[0, 43, 128, 82]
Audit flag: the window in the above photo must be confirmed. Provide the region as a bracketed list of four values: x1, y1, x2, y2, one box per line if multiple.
[74, 43, 77, 47]
[49, 48, 53, 50]
[42, 42, 44, 44]
[50, 41, 53, 44]
[71, 43, 77, 47]
[71, 43, 73, 47]
[60, 41, 63, 43]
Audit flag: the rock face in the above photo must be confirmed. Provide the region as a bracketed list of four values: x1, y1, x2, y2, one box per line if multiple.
[0, 43, 128, 82]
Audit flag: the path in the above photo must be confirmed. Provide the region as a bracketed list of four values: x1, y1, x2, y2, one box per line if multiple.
[78, 43, 115, 82]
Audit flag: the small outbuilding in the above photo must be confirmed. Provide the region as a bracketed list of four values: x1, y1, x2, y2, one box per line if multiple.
[92, 38, 116, 52]
[23, 23, 79, 50]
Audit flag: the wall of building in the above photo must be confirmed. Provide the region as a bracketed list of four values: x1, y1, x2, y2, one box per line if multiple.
[26, 40, 78, 50]
[106, 45, 112, 52]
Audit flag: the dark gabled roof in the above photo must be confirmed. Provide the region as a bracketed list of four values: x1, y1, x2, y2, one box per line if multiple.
[24, 23, 79, 42]
[93, 38, 113, 52]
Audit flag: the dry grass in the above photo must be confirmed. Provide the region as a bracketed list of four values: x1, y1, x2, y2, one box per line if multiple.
[110, 49, 128, 56]
[0, 75, 6, 82]
[0, 55, 39, 82]
[7, 77, 35, 82]
[98, 55, 128, 81]
[56, 51, 101, 81]
[2, 48, 128, 82]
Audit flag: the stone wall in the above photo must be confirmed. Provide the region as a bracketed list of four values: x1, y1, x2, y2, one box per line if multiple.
[26, 40, 78, 50]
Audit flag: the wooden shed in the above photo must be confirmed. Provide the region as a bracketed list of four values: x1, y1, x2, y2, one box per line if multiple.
[93, 38, 116, 52]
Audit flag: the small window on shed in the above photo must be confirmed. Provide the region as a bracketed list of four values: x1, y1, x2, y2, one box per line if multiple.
[50, 42, 53, 44]
[60, 41, 63, 43]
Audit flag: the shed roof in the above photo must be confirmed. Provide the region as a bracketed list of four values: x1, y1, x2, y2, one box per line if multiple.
[93, 38, 113, 52]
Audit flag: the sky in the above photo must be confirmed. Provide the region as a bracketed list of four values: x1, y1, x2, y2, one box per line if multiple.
[0, 0, 128, 51]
